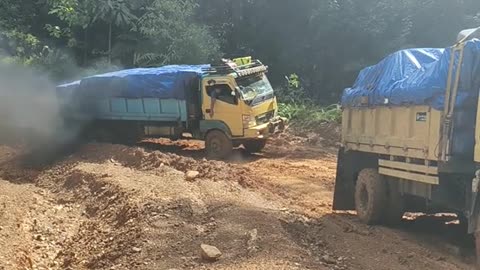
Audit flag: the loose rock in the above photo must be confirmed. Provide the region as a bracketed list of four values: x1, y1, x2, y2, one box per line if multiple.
[186, 171, 200, 181]
[200, 244, 222, 261]
[321, 255, 336, 265]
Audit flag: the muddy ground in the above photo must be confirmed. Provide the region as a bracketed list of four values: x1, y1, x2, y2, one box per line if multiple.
[0, 127, 477, 270]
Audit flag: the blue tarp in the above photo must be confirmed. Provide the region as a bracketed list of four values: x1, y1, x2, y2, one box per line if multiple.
[342, 39, 480, 110]
[57, 65, 209, 100]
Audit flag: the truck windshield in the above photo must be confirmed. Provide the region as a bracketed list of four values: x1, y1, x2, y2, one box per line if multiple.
[236, 75, 274, 102]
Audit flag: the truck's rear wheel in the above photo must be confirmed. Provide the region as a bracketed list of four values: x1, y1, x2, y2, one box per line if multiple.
[355, 168, 387, 225]
[243, 140, 267, 153]
[206, 130, 233, 160]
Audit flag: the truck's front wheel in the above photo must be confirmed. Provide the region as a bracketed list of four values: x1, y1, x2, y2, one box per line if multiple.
[243, 140, 267, 153]
[206, 130, 233, 160]
[355, 168, 387, 225]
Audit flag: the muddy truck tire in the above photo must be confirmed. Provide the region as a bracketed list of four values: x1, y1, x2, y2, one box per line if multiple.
[243, 140, 267, 153]
[355, 168, 387, 225]
[206, 130, 233, 160]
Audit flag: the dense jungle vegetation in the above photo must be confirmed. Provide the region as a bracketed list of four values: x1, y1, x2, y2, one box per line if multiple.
[1, 0, 479, 118]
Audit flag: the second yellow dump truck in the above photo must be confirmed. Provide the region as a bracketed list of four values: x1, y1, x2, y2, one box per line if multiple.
[333, 28, 480, 265]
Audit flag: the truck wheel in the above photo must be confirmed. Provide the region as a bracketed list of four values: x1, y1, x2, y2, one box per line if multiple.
[206, 130, 233, 160]
[94, 128, 113, 143]
[383, 180, 405, 226]
[243, 140, 267, 153]
[113, 123, 144, 145]
[355, 168, 387, 225]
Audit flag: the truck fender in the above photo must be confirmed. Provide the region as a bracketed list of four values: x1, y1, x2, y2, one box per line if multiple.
[200, 120, 233, 139]
[333, 147, 356, 210]
[333, 148, 379, 211]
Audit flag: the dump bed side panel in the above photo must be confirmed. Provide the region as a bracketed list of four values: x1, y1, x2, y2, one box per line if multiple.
[66, 98, 188, 123]
[342, 106, 441, 160]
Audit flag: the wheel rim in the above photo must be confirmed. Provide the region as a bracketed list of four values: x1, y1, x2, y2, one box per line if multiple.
[210, 137, 222, 155]
[358, 183, 369, 213]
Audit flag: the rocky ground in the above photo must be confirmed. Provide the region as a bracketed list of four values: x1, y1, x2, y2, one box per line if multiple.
[0, 127, 476, 270]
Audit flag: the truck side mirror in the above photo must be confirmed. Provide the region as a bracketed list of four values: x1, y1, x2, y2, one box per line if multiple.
[234, 86, 242, 97]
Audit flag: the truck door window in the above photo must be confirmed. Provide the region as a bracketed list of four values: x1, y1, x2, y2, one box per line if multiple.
[207, 84, 237, 105]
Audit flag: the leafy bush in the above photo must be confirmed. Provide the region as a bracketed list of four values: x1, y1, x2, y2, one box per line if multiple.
[279, 103, 341, 127]
[275, 73, 307, 104]
[276, 73, 341, 126]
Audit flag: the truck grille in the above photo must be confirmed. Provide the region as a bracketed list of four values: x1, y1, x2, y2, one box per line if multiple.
[256, 110, 275, 125]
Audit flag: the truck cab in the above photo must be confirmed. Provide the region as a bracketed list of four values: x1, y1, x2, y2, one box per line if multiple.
[198, 57, 284, 158]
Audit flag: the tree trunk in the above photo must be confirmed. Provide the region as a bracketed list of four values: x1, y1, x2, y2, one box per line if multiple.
[108, 22, 112, 64]
[83, 28, 88, 65]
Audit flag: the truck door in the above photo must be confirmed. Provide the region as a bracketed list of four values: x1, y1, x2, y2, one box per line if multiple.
[202, 80, 243, 137]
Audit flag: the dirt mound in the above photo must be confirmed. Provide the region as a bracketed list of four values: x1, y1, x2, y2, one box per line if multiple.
[77, 143, 255, 186]
[51, 171, 143, 269]
[0, 142, 294, 269]
[280, 122, 341, 148]
[0, 147, 41, 183]
[259, 122, 341, 161]
[26, 145, 322, 269]
[0, 138, 476, 270]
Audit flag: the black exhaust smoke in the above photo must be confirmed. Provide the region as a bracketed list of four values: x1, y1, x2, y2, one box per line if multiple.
[0, 63, 83, 166]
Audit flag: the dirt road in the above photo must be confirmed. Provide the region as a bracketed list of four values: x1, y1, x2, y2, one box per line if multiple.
[0, 133, 476, 270]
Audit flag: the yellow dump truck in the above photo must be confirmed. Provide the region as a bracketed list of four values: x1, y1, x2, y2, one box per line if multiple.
[57, 57, 285, 159]
[333, 27, 480, 263]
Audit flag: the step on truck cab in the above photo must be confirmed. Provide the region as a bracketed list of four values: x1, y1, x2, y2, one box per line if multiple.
[333, 27, 480, 266]
[56, 57, 285, 159]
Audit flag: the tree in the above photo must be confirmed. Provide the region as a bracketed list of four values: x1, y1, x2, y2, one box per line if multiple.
[133, 0, 220, 66]
[92, 0, 136, 64]
[47, 0, 95, 64]
[1, 0, 480, 95]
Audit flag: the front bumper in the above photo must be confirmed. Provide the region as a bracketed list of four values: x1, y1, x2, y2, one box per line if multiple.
[243, 117, 287, 139]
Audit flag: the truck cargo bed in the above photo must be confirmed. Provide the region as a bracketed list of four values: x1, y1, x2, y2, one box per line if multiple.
[342, 105, 475, 163]
[342, 106, 441, 160]
[68, 97, 188, 123]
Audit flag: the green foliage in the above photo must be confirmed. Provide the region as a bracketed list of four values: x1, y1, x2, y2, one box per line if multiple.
[0, 0, 479, 103]
[133, 0, 220, 66]
[276, 73, 341, 125]
[92, 0, 136, 27]
[197, 0, 480, 102]
[0, 0, 220, 80]
[276, 73, 308, 104]
[47, 0, 82, 26]
[279, 103, 341, 127]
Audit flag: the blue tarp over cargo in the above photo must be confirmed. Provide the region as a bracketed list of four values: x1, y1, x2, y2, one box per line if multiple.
[341, 39, 480, 110]
[57, 65, 209, 100]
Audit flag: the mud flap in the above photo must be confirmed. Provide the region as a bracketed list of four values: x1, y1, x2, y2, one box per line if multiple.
[469, 171, 480, 233]
[333, 147, 356, 210]
[469, 191, 479, 233]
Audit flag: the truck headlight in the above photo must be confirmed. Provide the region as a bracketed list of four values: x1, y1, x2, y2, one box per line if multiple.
[243, 115, 256, 128]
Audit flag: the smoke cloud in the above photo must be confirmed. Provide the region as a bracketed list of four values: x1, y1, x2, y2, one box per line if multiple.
[0, 62, 83, 164]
